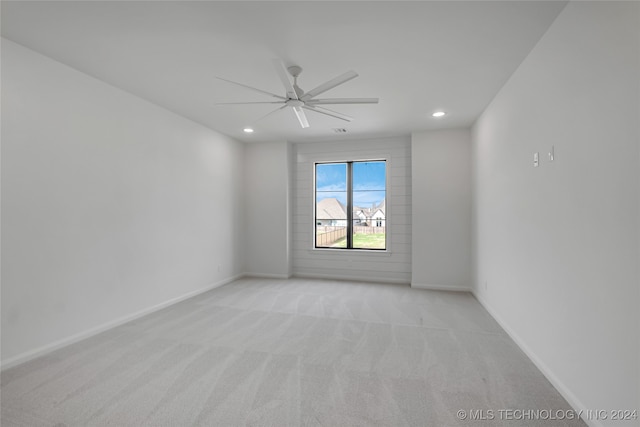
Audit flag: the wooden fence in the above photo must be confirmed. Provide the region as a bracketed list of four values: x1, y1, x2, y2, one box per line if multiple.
[354, 226, 386, 235]
[316, 226, 385, 246]
[316, 226, 347, 246]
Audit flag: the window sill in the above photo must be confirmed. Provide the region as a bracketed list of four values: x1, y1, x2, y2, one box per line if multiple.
[308, 248, 392, 257]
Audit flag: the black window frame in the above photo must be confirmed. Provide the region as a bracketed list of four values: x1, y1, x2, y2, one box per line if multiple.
[314, 160, 387, 251]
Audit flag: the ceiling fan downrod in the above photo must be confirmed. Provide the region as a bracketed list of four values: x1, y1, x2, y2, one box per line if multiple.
[288, 65, 304, 99]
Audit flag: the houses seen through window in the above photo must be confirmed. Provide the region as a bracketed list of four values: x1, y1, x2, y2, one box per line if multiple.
[315, 160, 386, 250]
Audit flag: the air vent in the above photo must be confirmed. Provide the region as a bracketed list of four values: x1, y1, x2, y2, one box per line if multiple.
[333, 128, 347, 133]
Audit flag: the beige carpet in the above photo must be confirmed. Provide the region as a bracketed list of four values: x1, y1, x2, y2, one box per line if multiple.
[1, 277, 585, 426]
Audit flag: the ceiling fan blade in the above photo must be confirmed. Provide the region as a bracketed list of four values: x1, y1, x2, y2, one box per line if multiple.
[216, 77, 286, 100]
[273, 59, 298, 100]
[303, 105, 353, 122]
[215, 101, 285, 105]
[301, 70, 358, 101]
[306, 98, 379, 105]
[255, 105, 288, 123]
[293, 106, 309, 128]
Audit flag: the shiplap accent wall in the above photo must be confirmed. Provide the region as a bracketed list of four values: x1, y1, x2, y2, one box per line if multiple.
[292, 137, 411, 283]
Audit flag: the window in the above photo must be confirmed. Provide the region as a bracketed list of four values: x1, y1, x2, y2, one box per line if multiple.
[315, 160, 386, 250]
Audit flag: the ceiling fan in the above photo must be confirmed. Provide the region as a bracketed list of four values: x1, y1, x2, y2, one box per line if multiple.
[216, 60, 379, 129]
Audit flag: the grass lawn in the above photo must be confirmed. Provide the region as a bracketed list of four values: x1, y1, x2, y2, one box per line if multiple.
[331, 233, 385, 249]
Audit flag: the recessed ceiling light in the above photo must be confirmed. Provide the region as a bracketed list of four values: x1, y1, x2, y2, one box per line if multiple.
[243, 128, 254, 133]
[432, 111, 446, 118]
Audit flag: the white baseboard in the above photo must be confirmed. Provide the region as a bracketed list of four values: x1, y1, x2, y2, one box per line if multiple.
[472, 291, 602, 427]
[1, 273, 243, 371]
[293, 272, 409, 285]
[411, 282, 471, 292]
[243, 272, 292, 280]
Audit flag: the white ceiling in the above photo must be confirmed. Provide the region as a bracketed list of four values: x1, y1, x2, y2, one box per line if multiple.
[1, 1, 567, 143]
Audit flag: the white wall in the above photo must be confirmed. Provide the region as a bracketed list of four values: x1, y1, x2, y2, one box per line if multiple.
[472, 3, 639, 426]
[292, 137, 411, 283]
[1, 39, 245, 366]
[243, 141, 291, 278]
[411, 129, 471, 290]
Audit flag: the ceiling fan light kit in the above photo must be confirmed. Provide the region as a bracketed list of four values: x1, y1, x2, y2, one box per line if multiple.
[216, 59, 379, 129]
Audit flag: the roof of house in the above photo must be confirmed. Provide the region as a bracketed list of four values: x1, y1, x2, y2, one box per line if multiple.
[318, 198, 386, 220]
[316, 198, 347, 220]
[354, 199, 386, 218]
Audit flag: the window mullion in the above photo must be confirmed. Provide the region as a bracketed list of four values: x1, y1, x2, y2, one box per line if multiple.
[346, 162, 353, 249]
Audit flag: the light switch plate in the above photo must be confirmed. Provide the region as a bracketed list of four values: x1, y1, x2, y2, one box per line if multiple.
[534, 152, 539, 167]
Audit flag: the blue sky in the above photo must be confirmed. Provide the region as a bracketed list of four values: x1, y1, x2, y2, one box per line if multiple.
[316, 161, 386, 207]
